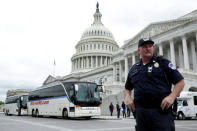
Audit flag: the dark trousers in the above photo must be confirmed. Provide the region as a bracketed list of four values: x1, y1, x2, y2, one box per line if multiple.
[123, 111, 126, 118]
[110, 110, 113, 116]
[117, 110, 120, 118]
[127, 109, 130, 117]
[135, 107, 175, 131]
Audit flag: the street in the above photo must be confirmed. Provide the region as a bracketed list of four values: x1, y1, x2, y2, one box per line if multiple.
[0, 114, 197, 131]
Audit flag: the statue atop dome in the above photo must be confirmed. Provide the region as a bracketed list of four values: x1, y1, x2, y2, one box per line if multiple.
[96, 2, 99, 9]
[96, 2, 100, 13]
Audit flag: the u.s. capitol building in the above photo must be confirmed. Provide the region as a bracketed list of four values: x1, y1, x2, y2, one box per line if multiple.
[43, 4, 197, 97]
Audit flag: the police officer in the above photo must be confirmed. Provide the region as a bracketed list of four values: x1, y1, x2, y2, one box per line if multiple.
[124, 38, 185, 131]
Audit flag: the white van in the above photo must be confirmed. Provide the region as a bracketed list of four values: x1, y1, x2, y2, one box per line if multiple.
[176, 91, 197, 120]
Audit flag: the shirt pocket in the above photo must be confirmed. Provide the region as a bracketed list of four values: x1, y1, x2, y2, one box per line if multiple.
[151, 67, 164, 83]
[130, 71, 140, 84]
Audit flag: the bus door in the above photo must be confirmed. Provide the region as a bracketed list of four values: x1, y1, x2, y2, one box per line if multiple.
[68, 84, 76, 117]
[16, 97, 22, 116]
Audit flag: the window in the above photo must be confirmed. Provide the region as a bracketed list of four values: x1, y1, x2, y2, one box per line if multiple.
[90, 44, 92, 50]
[29, 85, 66, 100]
[194, 96, 197, 105]
[183, 100, 188, 106]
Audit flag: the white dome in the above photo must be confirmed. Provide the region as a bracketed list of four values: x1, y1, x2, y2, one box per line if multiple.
[81, 24, 114, 40]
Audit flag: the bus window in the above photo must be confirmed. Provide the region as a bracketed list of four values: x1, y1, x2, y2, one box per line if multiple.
[183, 100, 188, 106]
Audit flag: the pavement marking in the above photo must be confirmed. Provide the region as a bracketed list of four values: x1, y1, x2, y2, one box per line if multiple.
[1, 117, 74, 131]
[176, 124, 197, 127]
[82, 127, 134, 131]
[176, 126, 197, 130]
[100, 119, 136, 124]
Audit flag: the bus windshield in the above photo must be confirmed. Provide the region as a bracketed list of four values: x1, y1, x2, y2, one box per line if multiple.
[74, 83, 101, 106]
[21, 95, 28, 109]
[177, 99, 182, 106]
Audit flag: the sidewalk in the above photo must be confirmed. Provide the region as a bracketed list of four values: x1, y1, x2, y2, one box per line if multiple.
[92, 115, 134, 120]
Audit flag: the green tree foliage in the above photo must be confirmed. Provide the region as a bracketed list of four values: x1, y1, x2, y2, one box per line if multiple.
[0, 101, 4, 105]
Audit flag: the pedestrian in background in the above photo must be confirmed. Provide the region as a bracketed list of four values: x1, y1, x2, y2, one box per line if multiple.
[124, 38, 185, 131]
[109, 102, 114, 116]
[126, 105, 130, 117]
[122, 101, 126, 118]
[116, 101, 120, 118]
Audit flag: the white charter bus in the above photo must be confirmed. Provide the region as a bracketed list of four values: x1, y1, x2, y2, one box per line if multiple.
[28, 81, 102, 118]
[4, 94, 28, 116]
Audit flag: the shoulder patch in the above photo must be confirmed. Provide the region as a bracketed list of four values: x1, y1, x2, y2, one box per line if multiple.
[168, 62, 176, 70]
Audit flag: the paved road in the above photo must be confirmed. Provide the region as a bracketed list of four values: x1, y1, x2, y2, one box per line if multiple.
[0, 114, 197, 131]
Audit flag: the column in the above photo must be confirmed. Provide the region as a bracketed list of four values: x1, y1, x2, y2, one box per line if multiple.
[182, 36, 189, 70]
[105, 57, 108, 66]
[119, 61, 122, 82]
[113, 63, 116, 82]
[159, 44, 163, 56]
[125, 56, 128, 81]
[96, 56, 98, 68]
[196, 32, 197, 50]
[196, 32, 197, 66]
[81, 57, 84, 69]
[191, 40, 197, 71]
[132, 53, 136, 65]
[178, 44, 183, 68]
[75, 59, 78, 70]
[100, 56, 103, 66]
[72, 61, 74, 71]
[110, 57, 112, 64]
[91, 56, 93, 68]
[170, 39, 176, 67]
[87, 56, 89, 68]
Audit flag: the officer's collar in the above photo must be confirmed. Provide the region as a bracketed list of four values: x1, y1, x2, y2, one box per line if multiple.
[139, 56, 157, 65]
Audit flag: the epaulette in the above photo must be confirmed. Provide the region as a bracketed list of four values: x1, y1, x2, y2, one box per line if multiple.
[157, 55, 164, 63]
[135, 61, 141, 66]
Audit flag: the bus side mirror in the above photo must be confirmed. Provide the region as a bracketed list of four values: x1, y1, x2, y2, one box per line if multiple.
[21, 97, 23, 102]
[97, 85, 105, 92]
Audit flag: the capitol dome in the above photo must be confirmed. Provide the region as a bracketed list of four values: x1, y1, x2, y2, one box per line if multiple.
[81, 24, 115, 40]
[71, 3, 119, 73]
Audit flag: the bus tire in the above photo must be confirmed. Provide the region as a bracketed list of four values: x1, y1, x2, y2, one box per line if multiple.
[62, 109, 68, 119]
[32, 110, 35, 117]
[178, 112, 185, 120]
[36, 110, 39, 117]
[5, 110, 8, 116]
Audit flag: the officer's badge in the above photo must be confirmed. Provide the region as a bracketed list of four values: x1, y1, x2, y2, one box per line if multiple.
[168, 62, 176, 70]
[154, 62, 159, 68]
[148, 66, 152, 72]
[133, 69, 138, 73]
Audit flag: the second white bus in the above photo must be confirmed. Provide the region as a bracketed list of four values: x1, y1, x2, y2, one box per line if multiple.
[4, 94, 28, 116]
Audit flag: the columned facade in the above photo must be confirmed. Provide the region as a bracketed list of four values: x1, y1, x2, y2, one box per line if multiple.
[43, 7, 197, 96]
[111, 11, 197, 92]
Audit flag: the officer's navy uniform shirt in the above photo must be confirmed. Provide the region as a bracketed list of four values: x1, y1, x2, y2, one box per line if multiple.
[125, 56, 184, 106]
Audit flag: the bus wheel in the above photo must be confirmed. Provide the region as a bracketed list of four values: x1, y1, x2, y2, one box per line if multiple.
[62, 109, 68, 119]
[32, 110, 35, 117]
[5, 110, 8, 116]
[36, 110, 39, 117]
[178, 112, 185, 120]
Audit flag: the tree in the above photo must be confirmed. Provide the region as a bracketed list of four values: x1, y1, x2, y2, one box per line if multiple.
[0, 101, 4, 105]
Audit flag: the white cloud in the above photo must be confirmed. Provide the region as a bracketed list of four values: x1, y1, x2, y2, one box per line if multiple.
[0, 0, 197, 101]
